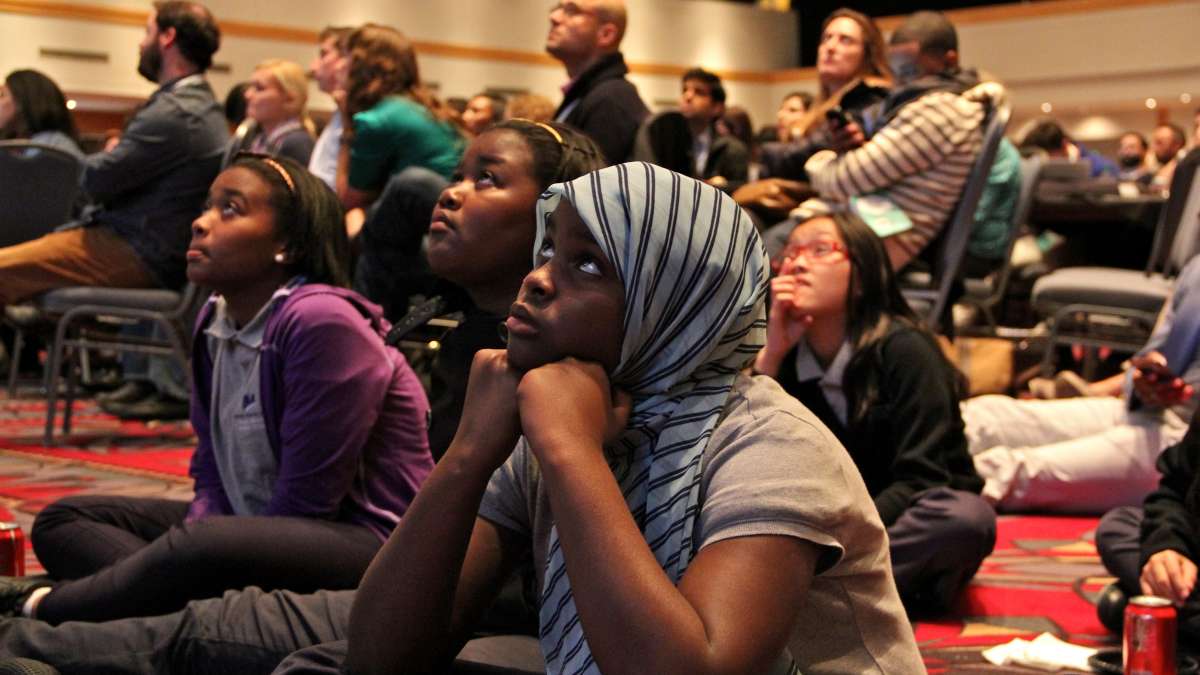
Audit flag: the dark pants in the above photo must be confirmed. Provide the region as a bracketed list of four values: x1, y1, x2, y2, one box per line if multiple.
[275, 636, 545, 675]
[0, 587, 543, 675]
[887, 487, 997, 615]
[0, 587, 353, 674]
[30, 496, 380, 624]
[352, 167, 449, 321]
[1096, 506, 1200, 642]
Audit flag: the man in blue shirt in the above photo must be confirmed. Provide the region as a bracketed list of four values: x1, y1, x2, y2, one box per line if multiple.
[0, 1, 228, 306]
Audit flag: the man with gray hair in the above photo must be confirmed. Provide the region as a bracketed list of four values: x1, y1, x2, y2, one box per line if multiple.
[546, 0, 648, 164]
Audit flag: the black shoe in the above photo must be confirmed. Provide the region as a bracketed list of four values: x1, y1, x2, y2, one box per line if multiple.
[1096, 582, 1128, 634]
[0, 575, 52, 618]
[94, 380, 155, 405]
[100, 392, 190, 421]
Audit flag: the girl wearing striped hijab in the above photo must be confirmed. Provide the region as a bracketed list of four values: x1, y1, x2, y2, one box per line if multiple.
[348, 163, 922, 674]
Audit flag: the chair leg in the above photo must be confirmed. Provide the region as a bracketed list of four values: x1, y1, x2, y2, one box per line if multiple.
[63, 346, 78, 438]
[1039, 320, 1060, 378]
[6, 327, 23, 398]
[43, 318, 73, 447]
[162, 320, 193, 395]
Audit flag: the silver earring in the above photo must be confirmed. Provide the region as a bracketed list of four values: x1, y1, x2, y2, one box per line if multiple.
[274, 252, 286, 263]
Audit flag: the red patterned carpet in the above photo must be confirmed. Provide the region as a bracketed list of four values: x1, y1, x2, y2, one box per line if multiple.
[0, 392, 194, 573]
[915, 515, 1118, 672]
[0, 392, 1117, 672]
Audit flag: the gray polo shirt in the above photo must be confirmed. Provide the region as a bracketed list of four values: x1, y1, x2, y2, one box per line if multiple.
[479, 373, 924, 674]
[204, 287, 294, 515]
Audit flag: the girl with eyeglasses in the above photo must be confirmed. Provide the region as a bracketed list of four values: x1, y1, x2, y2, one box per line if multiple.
[754, 210, 996, 617]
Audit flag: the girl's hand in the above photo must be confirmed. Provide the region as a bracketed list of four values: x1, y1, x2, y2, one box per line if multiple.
[517, 358, 631, 464]
[448, 349, 524, 472]
[1141, 549, 1198, 606]
[756, 275, 811, 377]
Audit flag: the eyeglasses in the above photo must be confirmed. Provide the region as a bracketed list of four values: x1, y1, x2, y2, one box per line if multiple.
[774, 240, 847, 268]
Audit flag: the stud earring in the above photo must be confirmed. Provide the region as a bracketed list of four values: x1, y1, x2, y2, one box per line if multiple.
[274, 252, 286, 263]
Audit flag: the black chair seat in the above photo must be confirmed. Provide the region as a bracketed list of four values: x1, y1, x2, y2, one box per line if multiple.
[36, 287, 184, 314]
[1032, 268, 1172, 317]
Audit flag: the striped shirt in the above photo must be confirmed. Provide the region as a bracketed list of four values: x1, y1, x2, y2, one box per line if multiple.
[806, 90, 985, 262]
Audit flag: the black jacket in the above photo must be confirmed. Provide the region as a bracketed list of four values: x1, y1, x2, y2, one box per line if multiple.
[1140, 409, 1200, 639]
[703, 134, 750, 186]
[774, 325, 983, 525]
[85, 75, 229, 289]
[1141, 409, 1200, 568]
[555, 52, 649, 165]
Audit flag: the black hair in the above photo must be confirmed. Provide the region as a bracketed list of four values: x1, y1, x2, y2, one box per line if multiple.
[1, 69, 79, 142]
[230, 154, 350, 288]
[681, 67, 726, 105]
[1120, 130, 1148, 151]
[490, 120, 607, 189]
[223, 81, 249, 126]
[1021, 119, 1068, 153]
[805, 211, 961, 424]
[153, 1, 220, 72]
[890, 10, 957, 55]
[720, 105, 754, 150]
[636, 112, 693, 176]
[1157, 123, 1186, 147]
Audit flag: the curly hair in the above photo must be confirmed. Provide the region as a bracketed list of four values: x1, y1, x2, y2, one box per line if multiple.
[343, 24, 457, 129]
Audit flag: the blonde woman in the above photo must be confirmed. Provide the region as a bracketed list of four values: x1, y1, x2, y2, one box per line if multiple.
[236, 59, 316, 165]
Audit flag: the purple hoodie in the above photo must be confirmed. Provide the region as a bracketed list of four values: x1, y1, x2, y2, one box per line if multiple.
[186, 284, 434, 542]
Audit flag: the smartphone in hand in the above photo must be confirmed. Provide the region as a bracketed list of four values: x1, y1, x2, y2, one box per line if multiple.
[825, 106, 851, 129]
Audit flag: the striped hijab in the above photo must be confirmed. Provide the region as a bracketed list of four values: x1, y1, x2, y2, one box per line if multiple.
[533, 162, 769, 674]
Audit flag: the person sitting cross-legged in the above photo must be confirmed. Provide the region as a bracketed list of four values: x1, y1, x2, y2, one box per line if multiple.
[754, 210, 995, 616]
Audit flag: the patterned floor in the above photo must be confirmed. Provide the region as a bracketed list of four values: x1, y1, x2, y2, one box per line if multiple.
[0, 392, 1118, 672]
[0, 393, 193, 573]
[915, 515, 1118, 672]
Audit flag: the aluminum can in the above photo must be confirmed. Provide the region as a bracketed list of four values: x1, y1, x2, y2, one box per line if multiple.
[0, 523, 24, 577]
[1124, 595, 1177, 675]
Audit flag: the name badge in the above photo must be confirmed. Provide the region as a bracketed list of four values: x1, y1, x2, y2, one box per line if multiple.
[850, 194, 913, 238]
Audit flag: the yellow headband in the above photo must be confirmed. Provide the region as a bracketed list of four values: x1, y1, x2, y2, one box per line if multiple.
[260, 157, 296, 195]
[511, 118, 564, 145]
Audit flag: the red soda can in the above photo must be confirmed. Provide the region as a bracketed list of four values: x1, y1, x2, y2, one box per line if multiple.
[1124, 595, 1177, 675]
[0, 523, 24, 577]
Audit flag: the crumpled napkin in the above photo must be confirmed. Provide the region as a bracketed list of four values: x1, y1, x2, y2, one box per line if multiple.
[981, 632, 1099, 671]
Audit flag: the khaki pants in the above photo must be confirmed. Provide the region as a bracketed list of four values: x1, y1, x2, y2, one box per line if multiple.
[0, 226, 156, 305]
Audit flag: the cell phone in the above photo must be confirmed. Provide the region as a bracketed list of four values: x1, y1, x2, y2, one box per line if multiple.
[825, 106, 852, 129]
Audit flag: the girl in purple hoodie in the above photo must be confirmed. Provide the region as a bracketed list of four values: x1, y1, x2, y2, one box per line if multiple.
[2, 154, 434, 624]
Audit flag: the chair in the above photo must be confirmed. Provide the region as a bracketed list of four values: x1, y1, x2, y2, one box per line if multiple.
[959, 152, 1046, 334]
[630, 111, 694, 177]
[0, 141, 83, 248]
[1030, 148, 1200, 374]
[902, 99, 1012, 333]
[5, 284, 204, 444]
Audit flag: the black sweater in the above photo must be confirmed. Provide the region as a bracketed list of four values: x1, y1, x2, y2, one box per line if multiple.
[775, 326, 983, 525]
[555, 52, 649, 165]
[1140, 407, 1200, 569]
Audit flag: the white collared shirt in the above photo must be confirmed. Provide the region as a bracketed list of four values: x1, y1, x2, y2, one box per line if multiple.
[792, 340, 854, 426]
